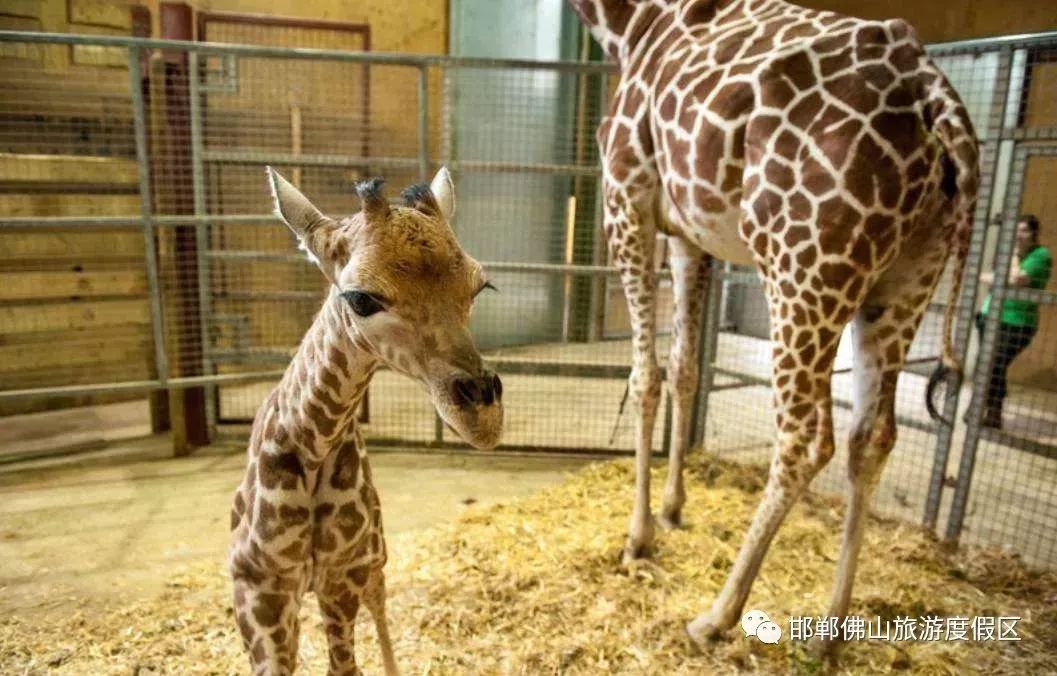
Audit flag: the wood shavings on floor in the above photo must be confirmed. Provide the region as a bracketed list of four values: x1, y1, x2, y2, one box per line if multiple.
[2, 454, 1055, 674]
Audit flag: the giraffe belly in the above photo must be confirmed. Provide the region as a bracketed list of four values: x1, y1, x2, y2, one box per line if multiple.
[663, 196, 754, 266]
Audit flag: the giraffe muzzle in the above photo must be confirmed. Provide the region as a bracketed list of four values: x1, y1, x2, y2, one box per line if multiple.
[450, 370, 503, 408]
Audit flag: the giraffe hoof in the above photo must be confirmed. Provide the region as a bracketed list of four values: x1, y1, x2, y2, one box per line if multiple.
[686, 615, 724, 648]
[621, 540, 653, 565]
[657, 509, 685, 531]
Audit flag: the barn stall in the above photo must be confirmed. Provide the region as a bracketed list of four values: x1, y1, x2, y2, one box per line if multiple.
[1, 2, 1057, 673]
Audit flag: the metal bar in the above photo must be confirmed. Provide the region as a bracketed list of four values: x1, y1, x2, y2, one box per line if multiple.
[924, 48, 1015, 529]
[7, 28, 1057, 69]
[417, 64, 430, 182]
[589, 71, 611, 343]
[440, 63, 453, 168]
[926, 30, 1057, 55]
[198, 10, 370, 35]
[202, 149, 421, 169]
[0, 31, 620, 73]
[709, 366, 940, 435]
[448, 159, 600, 176]
[945, 145, 1030, 543]
[484, 261, 672, 277]
[978, 427, 1057, 462]
[198, 150, 599, 177]
[188, 50, 217, 433]
[205, 251, 682, 276]
[128, 45, 170, 389]
[0, 371, 287, 402]
[0, 214, 282, 228]
[213, 291, 319, 302]
[690, 260, 722, 447]
[208, 250, 306, 263]
[997, 127, 1057, 141]
[991, 286, 1057, 305]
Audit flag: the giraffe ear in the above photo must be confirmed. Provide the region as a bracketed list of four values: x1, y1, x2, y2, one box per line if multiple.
[429, 166, 455, 220]
[266, 166, 338, 270]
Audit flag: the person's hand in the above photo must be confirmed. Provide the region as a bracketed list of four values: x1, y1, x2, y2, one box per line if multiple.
[980, 271, 994, 284]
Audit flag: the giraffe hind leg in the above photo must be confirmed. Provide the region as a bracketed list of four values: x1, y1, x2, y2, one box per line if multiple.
[688, 269, 848, 643]
[818, 244, 951, 654]
[659, 237, 710, 530]
[363, 567, 399, 676]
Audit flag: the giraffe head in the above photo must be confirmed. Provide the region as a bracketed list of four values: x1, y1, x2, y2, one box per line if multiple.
[266, 167, 503, 450]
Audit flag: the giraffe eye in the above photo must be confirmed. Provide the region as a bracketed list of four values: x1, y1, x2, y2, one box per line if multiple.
[343, 290, 384, 317]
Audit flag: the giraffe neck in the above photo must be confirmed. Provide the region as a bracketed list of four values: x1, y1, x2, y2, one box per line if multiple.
[269, 288, 377, 465]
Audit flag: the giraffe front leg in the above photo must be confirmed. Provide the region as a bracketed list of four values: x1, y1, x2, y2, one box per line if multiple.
[317, 566, 367, 676]
[607, 188, 662, 564]
[232, 570, 304, 676]
[659, 238, 710, 531]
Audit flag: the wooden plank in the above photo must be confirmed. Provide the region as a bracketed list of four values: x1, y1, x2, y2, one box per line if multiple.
[0, 270, 146, 300]
[0, 193, 141, 217]
[0, 334, 151, 374]
[0, 16, 43, 62]
[0, 1, 43, 20]
[68, 0, 132, 30]
[0, 323, 149, 347]
[0, 230, 144, 259]
[0, 153, 138, 185]
[1024, 60, 1057, 130]
[0, 391, 146, 417]
[0, 299, 150, 334]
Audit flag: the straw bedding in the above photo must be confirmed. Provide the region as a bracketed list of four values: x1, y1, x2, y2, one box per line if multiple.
[2, 454, 1055, 674]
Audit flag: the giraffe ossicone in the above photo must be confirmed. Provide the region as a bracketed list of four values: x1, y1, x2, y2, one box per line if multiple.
[230, 167, 503, 674]
[570, 0, 979, 652]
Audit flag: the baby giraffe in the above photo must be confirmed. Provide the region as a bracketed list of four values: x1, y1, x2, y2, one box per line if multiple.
[229, 166, 504, 675]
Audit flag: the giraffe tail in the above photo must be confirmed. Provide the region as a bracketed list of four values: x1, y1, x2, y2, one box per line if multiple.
[923, 76, 980, 425]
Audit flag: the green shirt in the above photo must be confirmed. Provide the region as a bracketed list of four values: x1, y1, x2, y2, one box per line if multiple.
[981, 245, 1052, 327]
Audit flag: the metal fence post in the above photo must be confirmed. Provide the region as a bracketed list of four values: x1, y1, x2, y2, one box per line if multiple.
[944, 146, 1029, 543]
[128, 46, 170, 392]
[417, 64, 430, 182]
[690, 260, 723, 448]
[187, 50, 216, 435]
[923, 48, 1015, 529]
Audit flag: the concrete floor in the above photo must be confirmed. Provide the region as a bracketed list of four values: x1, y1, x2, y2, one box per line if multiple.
[0, 435, 590, 620]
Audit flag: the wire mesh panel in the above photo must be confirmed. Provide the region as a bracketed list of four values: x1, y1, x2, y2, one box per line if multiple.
[0, 36, 159, 416]
[1, 30, 1056, 567]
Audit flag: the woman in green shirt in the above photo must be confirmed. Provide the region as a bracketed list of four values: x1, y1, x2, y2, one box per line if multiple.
[976, 214, 1052, 429]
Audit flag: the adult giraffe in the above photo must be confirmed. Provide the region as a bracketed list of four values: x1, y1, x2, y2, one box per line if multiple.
[568, 0, 978, 646]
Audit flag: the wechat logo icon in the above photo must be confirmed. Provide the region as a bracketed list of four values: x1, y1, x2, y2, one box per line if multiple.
[742, 609, 782, 645]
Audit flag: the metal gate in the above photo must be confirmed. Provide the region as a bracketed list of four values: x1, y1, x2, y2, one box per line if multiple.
[0, 29, 1054, 568]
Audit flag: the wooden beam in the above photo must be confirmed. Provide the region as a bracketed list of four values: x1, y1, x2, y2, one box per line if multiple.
[0, 336, 152, 374]
[0, 153, 139, 185]
[0, 193, 141, 217]
[0, 230, 145, 259]
[0, 299, 150, 333]
[0, 270, 147, 300]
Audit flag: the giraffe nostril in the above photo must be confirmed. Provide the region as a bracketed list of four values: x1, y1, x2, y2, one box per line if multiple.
[480, 375, 495, 406]
[451, 377, 480, 408]
[491, 373, 503, 401]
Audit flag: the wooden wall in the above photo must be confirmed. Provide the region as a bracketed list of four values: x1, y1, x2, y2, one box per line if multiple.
[0, 1, 158, 416]
[800, 0, 1056, 43]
